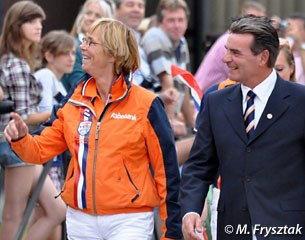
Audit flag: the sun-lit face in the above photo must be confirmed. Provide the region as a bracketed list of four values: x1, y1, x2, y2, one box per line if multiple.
[159, 8, 188, 46]
[223, 33, 264, 87]
[81, 2, 104, 34]
[80, 29, 115, 76]
[115, 0, 145, 30]
[274, 49, 294, 81]
[21, 18, 43, 44]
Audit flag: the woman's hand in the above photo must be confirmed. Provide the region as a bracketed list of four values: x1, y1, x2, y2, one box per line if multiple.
[4, 112, 28, 142]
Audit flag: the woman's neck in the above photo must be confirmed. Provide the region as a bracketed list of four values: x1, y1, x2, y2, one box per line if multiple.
[95, 73, 119, 102]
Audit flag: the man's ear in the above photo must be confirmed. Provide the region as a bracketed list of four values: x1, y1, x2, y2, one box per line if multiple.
[259, 49, 269, 66]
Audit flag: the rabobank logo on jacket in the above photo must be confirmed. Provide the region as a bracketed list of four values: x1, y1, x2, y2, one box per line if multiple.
[110, 112, 137, 121]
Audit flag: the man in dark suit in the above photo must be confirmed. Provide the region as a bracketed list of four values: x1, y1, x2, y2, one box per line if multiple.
[180, 15, 305, 240]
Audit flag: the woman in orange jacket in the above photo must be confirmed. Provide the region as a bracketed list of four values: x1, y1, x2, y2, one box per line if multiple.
[4, 18, 181, 240]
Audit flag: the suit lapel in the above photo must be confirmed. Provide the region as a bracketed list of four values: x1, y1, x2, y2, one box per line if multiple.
[249, 78, 290, 144]
[223, 85, 248, 144]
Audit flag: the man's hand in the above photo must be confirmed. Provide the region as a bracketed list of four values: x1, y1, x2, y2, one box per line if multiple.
[159, 87, 180, 106]
[182, 213, 204, 240]
[4, 112, 28, 142]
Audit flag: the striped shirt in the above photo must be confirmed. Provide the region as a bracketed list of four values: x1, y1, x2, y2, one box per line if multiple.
[141, 26, 190, 78]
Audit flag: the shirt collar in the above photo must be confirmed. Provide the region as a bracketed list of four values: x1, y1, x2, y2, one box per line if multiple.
[176, 38, 185, 49]
[133, 30, 141, 43]
[241, 69, 277, 104]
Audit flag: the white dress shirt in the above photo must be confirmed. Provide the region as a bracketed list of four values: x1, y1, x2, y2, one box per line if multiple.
[241, 69, 277, 129]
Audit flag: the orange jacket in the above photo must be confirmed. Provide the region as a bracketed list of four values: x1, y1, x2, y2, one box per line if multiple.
[11, 73, 182, 239]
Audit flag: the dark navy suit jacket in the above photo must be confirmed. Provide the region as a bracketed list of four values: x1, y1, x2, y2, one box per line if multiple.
[180, 76, 305, 240]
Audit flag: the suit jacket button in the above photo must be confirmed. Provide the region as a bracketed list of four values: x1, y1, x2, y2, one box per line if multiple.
[246, 147, 251, 152]
[245, 177, 251, 182]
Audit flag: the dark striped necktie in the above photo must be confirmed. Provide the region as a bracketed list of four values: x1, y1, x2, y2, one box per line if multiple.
[244, 90, 256, 139]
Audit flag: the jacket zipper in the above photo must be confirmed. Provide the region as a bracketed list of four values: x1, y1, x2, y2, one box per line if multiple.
[69, 98, 112, 214]
[71, 77, 131, 214]
[123, 160, 140, 202]
[92, 85, 131, 213]
[92, 102, 112, 215]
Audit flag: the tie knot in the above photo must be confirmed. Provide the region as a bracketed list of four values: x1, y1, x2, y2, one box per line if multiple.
[247, 90, 256, 99]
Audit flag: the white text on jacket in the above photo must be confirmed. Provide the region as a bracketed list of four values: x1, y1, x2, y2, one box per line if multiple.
[110, 112, 137, 121]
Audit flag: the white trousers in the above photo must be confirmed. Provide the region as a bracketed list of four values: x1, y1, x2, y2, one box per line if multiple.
[66, 207, 154, 240]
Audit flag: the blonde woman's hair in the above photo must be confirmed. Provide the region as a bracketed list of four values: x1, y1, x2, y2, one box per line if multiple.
[89, 18, 140, 75]
[0, 1, 46, 70]
[39, 30, 75, 66]
[70, 0, 114, 37]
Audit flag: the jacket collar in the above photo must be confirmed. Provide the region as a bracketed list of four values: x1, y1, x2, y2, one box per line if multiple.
[80, 72, 132, 103]
[223, 76, 291, 144]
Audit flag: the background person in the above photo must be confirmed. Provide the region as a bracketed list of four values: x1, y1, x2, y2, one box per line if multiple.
[283, 13, 305, 84]
[142, 0, 195, 139]
[114, 0, 151, 87]
[36, 30, 76, 114]
[275, 38, 296, 82]
[31, 29, 76, 239]
[114, 0, 179, 114]
[5, 18, 182, 240]
[0, 1, 66, 240]
[61, 0, 114, 91]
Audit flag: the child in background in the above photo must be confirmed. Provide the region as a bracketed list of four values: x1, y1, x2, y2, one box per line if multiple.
[35, 29, 76, 191]
[34, 30, 75, 239]
[35, 30, 75, 114]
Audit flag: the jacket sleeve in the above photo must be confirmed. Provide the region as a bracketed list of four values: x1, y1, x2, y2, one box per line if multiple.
[33, 73, 90, 136]
[180, 93, 219, 217]
[146, 97, 182, 240]
[10, 108, 67, 164]
[11, 75, 92, 164]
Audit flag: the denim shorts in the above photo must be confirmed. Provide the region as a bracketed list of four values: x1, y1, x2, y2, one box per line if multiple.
[0, 140, 27, 168]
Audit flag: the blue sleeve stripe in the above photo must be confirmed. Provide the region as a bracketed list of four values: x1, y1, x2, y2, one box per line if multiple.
[148, 97, 182, 239]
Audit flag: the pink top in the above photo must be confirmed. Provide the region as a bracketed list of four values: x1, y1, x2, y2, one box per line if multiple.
[195, 31, 229, 93]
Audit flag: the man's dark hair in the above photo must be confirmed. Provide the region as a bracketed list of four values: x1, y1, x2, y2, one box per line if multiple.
[230, 15, 279, 68]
